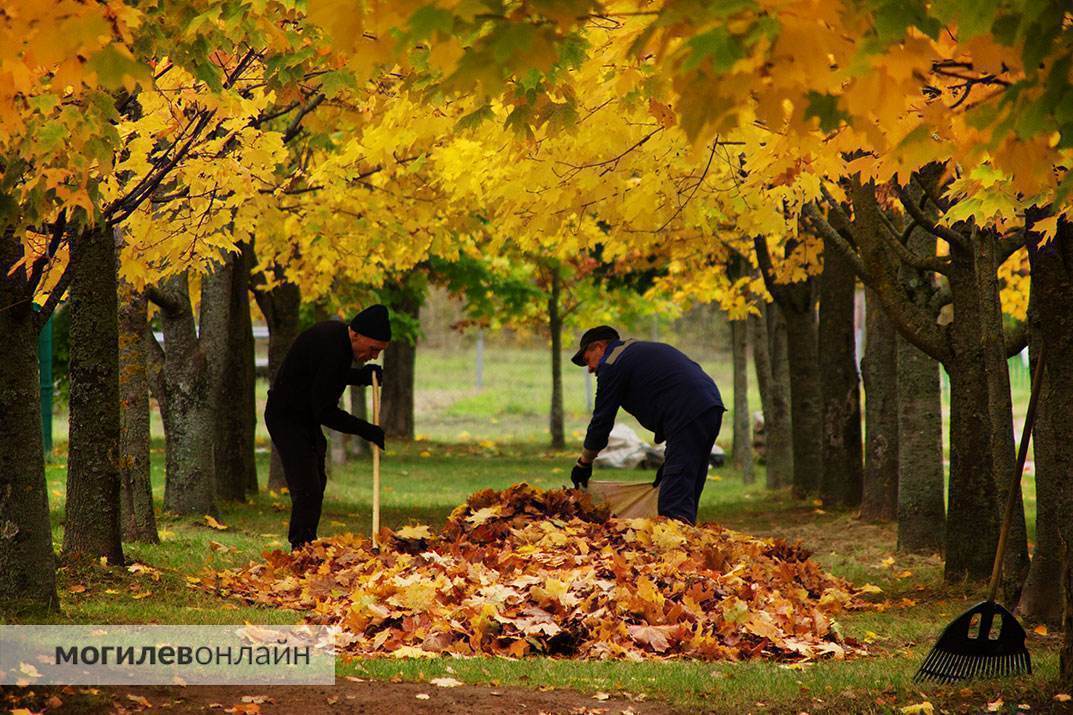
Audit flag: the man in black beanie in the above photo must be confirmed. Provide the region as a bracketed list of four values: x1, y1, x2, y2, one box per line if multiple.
[264, 304, 391, 549]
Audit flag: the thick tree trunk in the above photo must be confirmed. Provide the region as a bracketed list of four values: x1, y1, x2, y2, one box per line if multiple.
[730, 319, 753, 482]
[117, 280, 158, 543]
[976, 231, 1028, 602]
[942, 238, 1003, 580]
[893, 225, 945, 551]
[0, 234, 58, 610]
[1021, 219, 1073, 651]
[818, 247, 863, 507]
[212, 248, 256, 501]
[63, 225, 124, 565]
[781, 293, 822, 498]
[254, 280, 301, 490]
[382, 289, 420, 440]
[1018, 295, 1062, 624]
[860, 289, 898, 521]
[549, 271, 565, 450]
[763, 302, 794, 488]
[153, 272, 217, 516]
[896, 333, 945, 553]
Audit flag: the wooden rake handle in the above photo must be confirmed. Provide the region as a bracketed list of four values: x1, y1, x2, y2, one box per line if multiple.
[988, 344, 1045, 603]
[371, 371, 381, 549]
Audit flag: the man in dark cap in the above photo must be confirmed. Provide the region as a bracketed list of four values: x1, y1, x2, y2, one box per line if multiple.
[264, 304, 391, 549]
[569, 325, 725, 525]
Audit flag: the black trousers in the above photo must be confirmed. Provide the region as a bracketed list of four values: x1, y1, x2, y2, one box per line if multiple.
[657, 406, 724, 525]
[264, 397, 327, 550]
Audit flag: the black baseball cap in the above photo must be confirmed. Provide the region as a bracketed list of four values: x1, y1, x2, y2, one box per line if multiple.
[570, 325, 620, 366]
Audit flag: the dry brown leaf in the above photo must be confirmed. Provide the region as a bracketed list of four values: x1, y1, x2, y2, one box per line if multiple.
[126, 693, 152, 707]
[203, 515, 228, 530]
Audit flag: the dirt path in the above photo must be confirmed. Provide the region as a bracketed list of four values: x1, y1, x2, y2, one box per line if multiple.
[9, 681, 672, 714]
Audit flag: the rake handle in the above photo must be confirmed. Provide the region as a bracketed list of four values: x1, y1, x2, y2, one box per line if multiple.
[987, 344, 1045, 603]
[371, 371, 381, 549]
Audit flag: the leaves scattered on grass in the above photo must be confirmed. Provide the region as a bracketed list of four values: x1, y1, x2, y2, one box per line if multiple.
[202, 484, 872, 661]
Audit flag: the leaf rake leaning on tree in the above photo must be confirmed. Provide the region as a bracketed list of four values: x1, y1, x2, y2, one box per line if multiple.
[570, 326, 726, 525]
[264, 305, 390, 550]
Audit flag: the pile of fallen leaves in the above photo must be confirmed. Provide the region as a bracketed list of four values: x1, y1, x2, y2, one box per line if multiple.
[200, 484, 869, 661]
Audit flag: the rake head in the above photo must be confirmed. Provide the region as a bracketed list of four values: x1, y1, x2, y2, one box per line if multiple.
[914, 600, 1031, 684]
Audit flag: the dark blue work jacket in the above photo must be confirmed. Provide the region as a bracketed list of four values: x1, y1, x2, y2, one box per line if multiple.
[583, 339, 725, 451]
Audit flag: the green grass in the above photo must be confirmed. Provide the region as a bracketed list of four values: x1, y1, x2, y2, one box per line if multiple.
[14, 440, 1062, 713]
[21, 345, 1057, 713]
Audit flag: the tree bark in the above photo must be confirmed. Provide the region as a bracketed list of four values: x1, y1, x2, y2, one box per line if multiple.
[1022, 218, 1073, 645]
[117, 279, 158, 543]
[151, 272, 218, 516]
[1018, 291, 1062, 625]
[730, 318, 753, 482]
[754, 236, 821, 498]
[763, 301, 794, 488]
[382, 289, 420, 440]
[781, 293, 822, 498]
[549, 270, 565, 450]
[860, 289, 899, 521]
[253, 280, 301, 490]
[0, 231, 58, 610]
[63, 225, 124, 565]
[976, 230, 1028, 602]
[211, 246, 257, 500]
[818, 245, 863, 507]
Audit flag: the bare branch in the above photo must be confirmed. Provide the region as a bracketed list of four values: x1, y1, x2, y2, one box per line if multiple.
[895, 184, 967, 249]
[802, 203, 871, 282]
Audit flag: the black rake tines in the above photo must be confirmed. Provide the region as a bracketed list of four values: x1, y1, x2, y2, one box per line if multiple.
[914, 649, 1032, 684]
[913, 601, 1031, 684]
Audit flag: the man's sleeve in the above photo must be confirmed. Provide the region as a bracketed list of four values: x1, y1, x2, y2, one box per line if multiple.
[583, 364, 625, 455]
[319, 406, 374, 435]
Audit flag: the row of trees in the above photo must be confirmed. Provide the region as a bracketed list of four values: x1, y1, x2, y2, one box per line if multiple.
[1, 0, 1071, 684]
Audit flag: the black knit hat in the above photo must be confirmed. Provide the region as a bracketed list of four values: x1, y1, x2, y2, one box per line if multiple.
[571, 325, 620, 366]
[350, 304, 391, 341]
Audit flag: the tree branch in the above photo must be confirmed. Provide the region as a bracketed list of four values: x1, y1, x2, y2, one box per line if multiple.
[283, 93, 325, 144]
[145, 284, 182, 316]
[801, 203, 871, 282]
[27, 209, 67, 291]
[895, 184, 967, 250]
[34, 260, 73, 329]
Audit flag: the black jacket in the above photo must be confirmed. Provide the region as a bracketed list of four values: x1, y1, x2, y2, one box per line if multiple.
[266, 320, 376, 434]
[583, 339, 725, 451]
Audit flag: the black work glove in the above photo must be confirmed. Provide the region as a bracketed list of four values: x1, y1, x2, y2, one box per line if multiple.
[571, 459, 593, 489]
[353, 364, 383, 386]
[357, 422, 386, 451]
[652, 464, 664, 488]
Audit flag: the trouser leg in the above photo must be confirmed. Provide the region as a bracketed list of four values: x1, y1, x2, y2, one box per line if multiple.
[266, 411, 325, 549]
[657, 407, 724, 525]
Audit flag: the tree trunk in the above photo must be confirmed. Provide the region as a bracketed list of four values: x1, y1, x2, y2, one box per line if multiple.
[1018, 293, 1062, 624]
[117, 280, 158, 543]
[730, 319, 753, 482]
[548, 271, 565, 450]
[0, 232, 58, 610]
[750, 311, 773, 486]
[1022, 218, 1073, 644]
[860, 289, 899, 521]
[896, 333, 945, 552]
[63, 225, 124, 565]
[976, 231, 1028, 602]
[763, 302, 794, 488]
[382, 289, 420, 440]
[818, 246, 863, 507]
[781, 291, 822, 498]
[211, 248, 256, 501]
[254, 280, 301, 490]
[153, 272, 217, 516]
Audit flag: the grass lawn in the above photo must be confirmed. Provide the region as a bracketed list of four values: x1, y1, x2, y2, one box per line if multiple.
[13, 439, 1064, 714]
[20, 345, 1056, 713]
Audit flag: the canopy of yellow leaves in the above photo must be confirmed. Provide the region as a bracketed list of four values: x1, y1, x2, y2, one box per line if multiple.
[204, 484, 869, 662]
